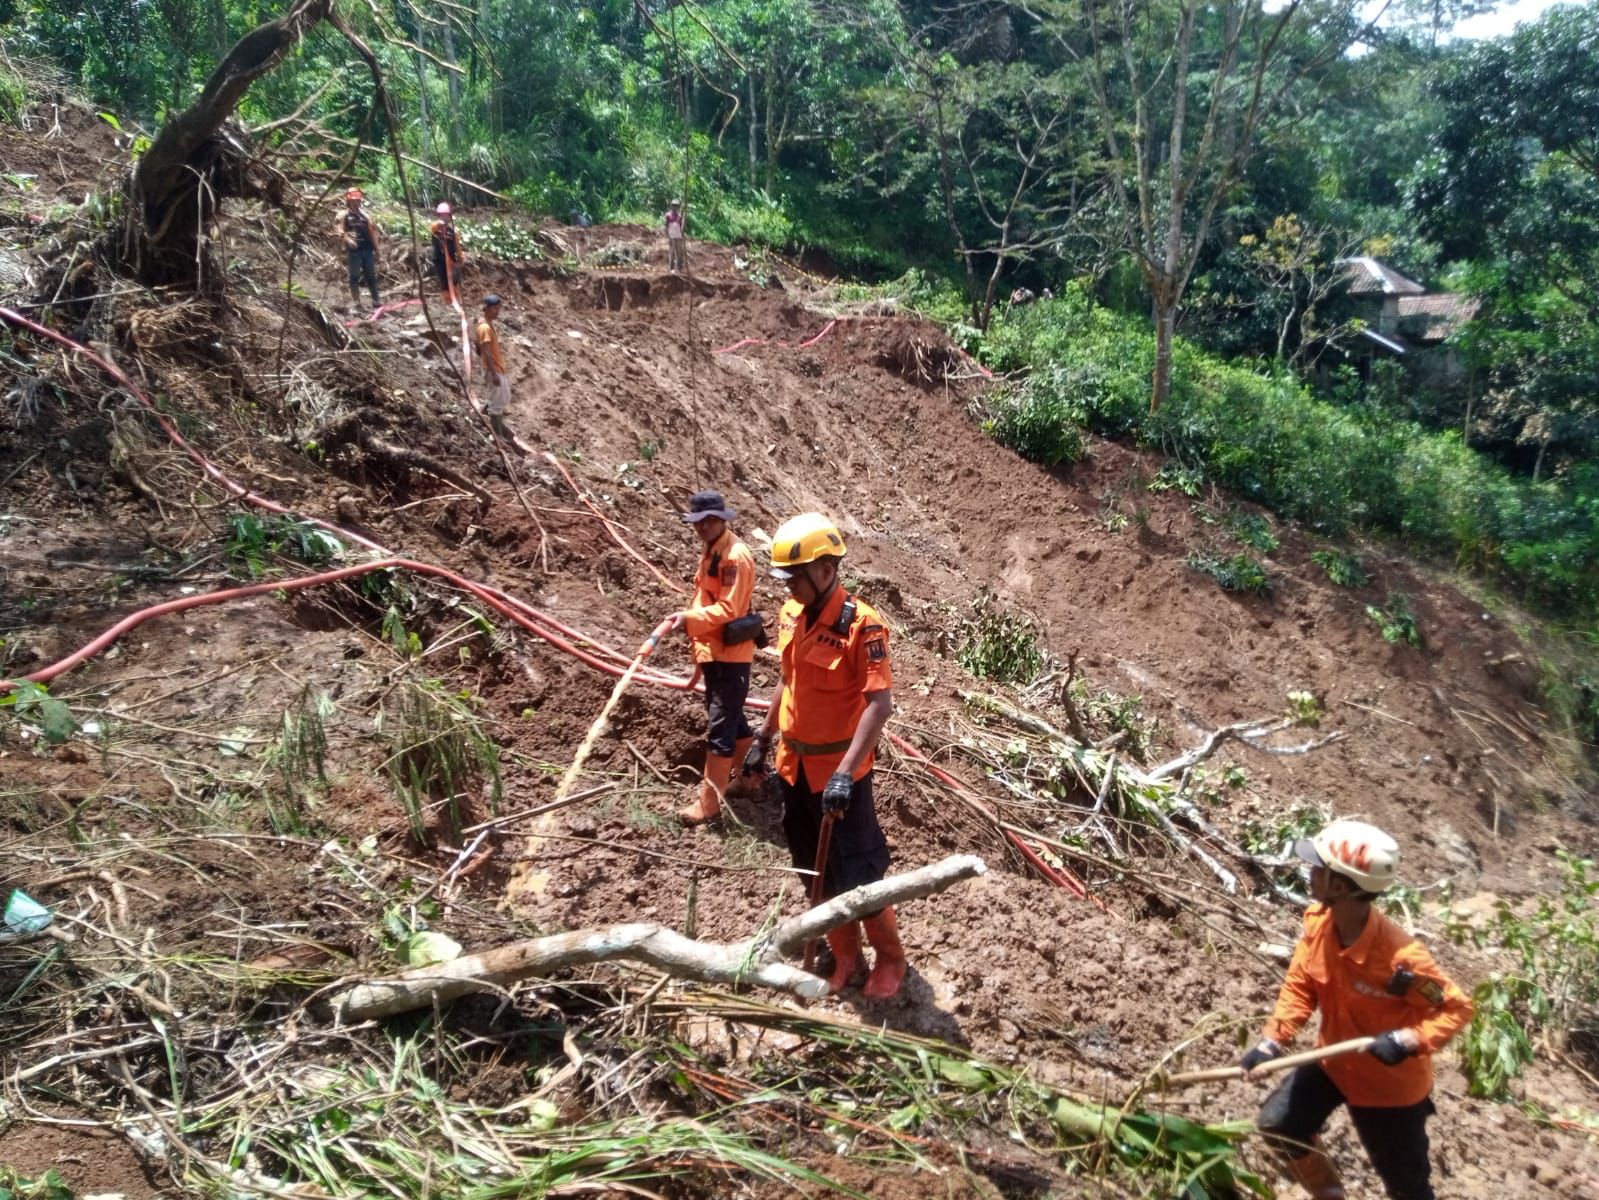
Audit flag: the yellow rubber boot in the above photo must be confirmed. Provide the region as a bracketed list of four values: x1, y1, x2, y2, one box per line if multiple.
[1284, 1148, 1345, 1200]
[861, 907, 907, 1000]
[680, 753, 732, 825]
[822, 923, 865, 992]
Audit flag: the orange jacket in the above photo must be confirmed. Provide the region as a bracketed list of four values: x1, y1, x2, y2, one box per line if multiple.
[773, 586, 892, 785]
[1264, 905, 1473, 1107]
[475, 318, 505, 376]
[682, 528, 755, 664]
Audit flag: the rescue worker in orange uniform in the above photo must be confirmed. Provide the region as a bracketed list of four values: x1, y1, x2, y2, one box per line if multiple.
[741, 513, 905, 1000]
[474, 294, 513, 440]
[665, 490, 758, 825]
[1241, 819, 1473, 1200]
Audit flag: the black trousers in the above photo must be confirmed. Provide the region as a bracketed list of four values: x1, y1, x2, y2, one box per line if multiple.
[700, 661, 753, 756]
[432, 249, 460, 291]
[346, 247, 379, 302]
[780, 765, 889, 900]
[1258, 1064, 1437, 1200]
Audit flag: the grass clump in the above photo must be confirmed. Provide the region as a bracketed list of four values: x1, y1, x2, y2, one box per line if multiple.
[378, 678, 502, 844]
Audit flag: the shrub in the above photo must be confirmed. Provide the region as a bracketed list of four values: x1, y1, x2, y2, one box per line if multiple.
[977, 284, 1599, 626]
[983, 377, 1086, 467]
[954, 592, 1044, 684]
[1450, 851, 1599, 1100]
[1366, 591, 1422, 647]
[1311, 549, 1370, 588]
[1188, 550, 1272, 594]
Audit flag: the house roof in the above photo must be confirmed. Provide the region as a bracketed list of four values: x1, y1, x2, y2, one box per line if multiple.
[1338, 256, 1426, 296]
[1396, 293, 1481, 343]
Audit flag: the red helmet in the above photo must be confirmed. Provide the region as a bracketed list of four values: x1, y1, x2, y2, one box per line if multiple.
[435, 202, 452, 216]
[345, 187, 363, 201]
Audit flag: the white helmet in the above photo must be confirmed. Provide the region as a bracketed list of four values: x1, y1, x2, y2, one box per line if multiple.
[1296, 819, 1400, 894]
[436, 202, 452, 216]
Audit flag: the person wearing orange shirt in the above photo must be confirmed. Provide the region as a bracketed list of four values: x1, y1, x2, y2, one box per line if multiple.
[473, 294, 512, 439]
[740, 513, 904, 999]
[1241, 819, 1473, 1200]
[666, 490, 759, 825]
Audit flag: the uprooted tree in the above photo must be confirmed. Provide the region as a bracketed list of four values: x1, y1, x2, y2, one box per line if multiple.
[117, 0, 330, 286]
[114, 0, 411, 290]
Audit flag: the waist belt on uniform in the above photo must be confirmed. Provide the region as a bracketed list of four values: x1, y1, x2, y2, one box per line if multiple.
[782, 734, 854, 756]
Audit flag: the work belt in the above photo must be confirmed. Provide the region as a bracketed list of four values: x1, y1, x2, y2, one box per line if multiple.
[782, 734, 853, 756]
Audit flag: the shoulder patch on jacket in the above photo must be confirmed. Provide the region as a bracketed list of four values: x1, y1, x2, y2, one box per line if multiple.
[720, 563, 738, 586]
[865, 636, 887, 662]
[1417, 979, 1445, 1005]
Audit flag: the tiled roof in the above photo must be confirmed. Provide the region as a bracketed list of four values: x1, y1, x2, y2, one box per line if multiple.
[1397, 293, 1481, 343]
[1338, 256, 1426, 296]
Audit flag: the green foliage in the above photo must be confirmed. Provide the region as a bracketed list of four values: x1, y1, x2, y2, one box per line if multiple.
[457, 216, 546, 262]
[982, 380, 1085, 467]
[0, 681, 77, 746]
[1311, 549, 1370, 588]
[0, 1168, 76, 1200]
[378, 679, 502, 846]
[980, 285, 1599, 622]
[1188, 550, 1272, 595]
[1450, 851, 1599, 1100]
[954, 592, 1044, 685]
[1366, 592, 1421, 647]
[1286, 690, 1323, 726]
[1226, 509, 1278, 554]
[224, 513, 343, 579]
[0, 62, 24, 125]
[1148, 463, 1204, 496]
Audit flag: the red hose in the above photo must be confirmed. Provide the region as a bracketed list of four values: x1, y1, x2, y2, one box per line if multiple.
[1, 307, 1084, 900]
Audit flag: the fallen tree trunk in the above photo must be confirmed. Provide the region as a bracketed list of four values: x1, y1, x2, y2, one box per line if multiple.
[329, 854, 986, 1022]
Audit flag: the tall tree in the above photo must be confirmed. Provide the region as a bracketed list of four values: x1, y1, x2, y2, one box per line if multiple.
[1038, 0, 1370, 410]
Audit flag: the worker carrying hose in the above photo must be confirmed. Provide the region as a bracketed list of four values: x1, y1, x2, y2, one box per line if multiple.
[665, 490, 759, 826]
[1242, 819, 1473, 1200]
[430, 202, 463, 309]
[337, 187, 381, 314]
[741, 513, 905, 999]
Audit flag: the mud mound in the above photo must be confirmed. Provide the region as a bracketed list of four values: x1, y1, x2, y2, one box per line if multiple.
[2, 113, 1596, 1197]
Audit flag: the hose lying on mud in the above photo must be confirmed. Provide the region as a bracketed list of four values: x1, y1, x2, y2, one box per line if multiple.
[0, 306, 1091, 898]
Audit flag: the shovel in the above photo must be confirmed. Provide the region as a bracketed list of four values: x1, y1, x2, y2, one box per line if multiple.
[801, 810, 838, 974]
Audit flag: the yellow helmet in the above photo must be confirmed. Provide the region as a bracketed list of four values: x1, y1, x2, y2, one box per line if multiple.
[769, 512, 846, 579]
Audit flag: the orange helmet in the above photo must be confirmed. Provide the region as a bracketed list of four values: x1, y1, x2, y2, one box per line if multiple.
[345, 187, 364, 201]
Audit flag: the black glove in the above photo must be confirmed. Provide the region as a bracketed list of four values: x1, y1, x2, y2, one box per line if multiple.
[822, 770, 853, 815]
[1368, 1031, 1417, 1065]
[1239, 1039, 1281, 1073]
[741, 735, 770, 779]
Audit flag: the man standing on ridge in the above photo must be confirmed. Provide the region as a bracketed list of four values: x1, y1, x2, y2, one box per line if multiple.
[338, 187, 381, 314]
[1241, 819, 1473, 1200]
[741, 513, 906, 1000]
[430, 202, 463, 310]
[474, 294, 513, 440]
[665, 490, 759, 826]
[664, 199, 686, 273]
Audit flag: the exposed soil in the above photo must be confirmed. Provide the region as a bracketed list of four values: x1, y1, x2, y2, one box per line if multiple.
[1, 106, 1596, 1198]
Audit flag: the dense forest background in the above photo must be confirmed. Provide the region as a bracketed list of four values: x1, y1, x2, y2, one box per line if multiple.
[1, 0, 1595, 637]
